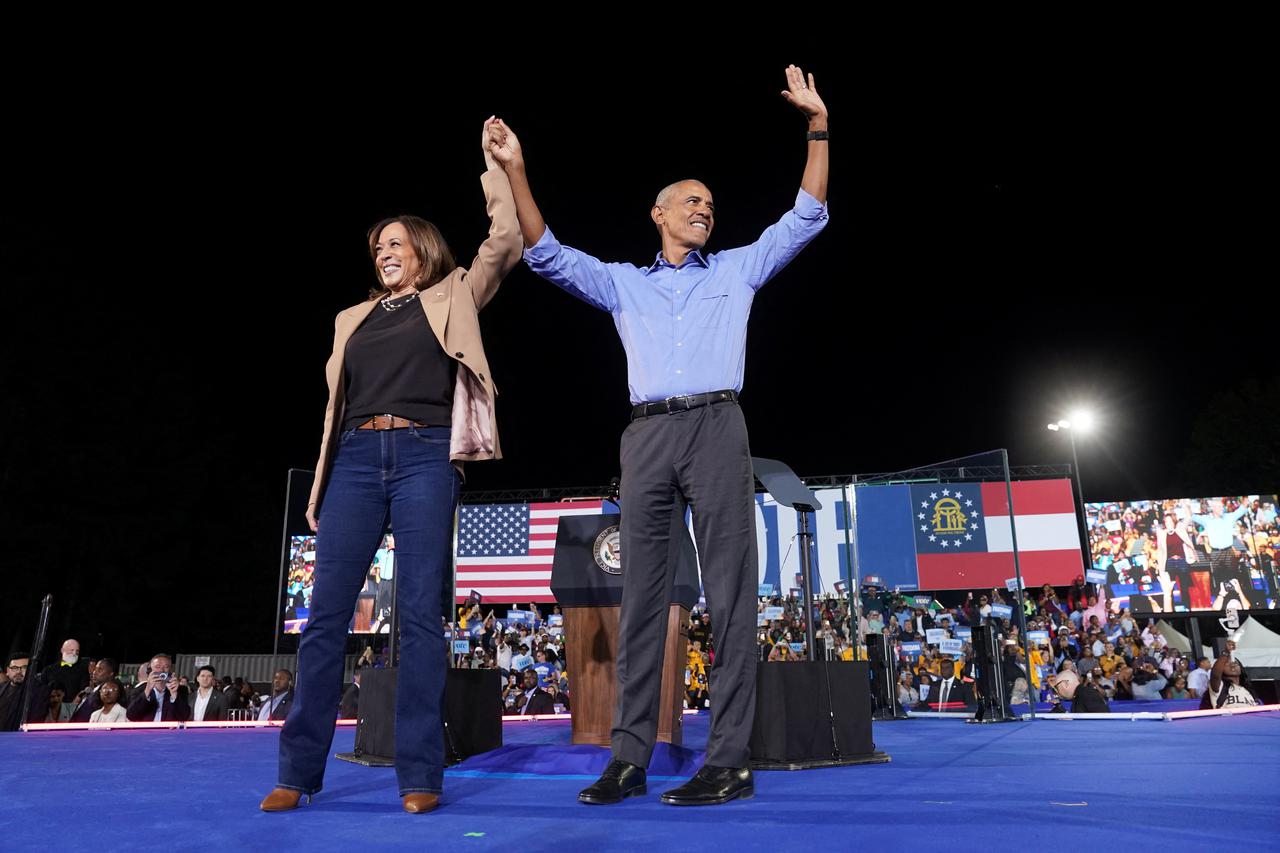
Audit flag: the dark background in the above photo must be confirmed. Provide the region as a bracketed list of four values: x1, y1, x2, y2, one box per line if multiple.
[2, 49, 1273, 661]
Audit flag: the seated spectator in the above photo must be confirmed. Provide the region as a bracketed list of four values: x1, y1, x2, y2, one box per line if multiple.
[70, 658, 119, 723]
[896, 670, 919, 707]
[190, 665, 228, 722]
[1118, 610, 1137, 636]
[495, 634, 515, 674]
[915, 658, 974, 712]
[126, 653, 190, 722]
[1200, 640, 1262, 709]
[1141, 622, 1172, 648]
[1186, 657, 1212, 697]
[1166, 675, 1191, 699]
[514, 669, 554, 716]
[510, 644, 534, 674]
[501, 673, 522, 714]
[1130, 662, 1168, 700]
[1046, 660, 1081, 711]
[1070, 669, 1111, 713]
[1095, 668, 1118, 700]
[686, 664, 709, 709]
[1159, 647, 1183, 678]
[1098, 643, 1125, 678]
[238, 679, 260, 711]
[545, 681, 570, 712]
[1087, 629, 1106, 658]
[89, 679, 128, 723]
[1111, 662, 1135, 699]
[42, 639, 91, 700]
[1131, 643, 1159, 672]
[914, 648, 941, 679]
[866, 610, 885, 635]
[38, 682, 74, 723]
[768, 642, 798, 662]
[688, 612, 712, 650]
[1076, 647, 1099, 677]
[532, 650, 558, 687]
[258, 670, 294, 721]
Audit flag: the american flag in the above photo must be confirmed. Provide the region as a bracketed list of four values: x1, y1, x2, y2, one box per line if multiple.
[454, 501, 606, 603]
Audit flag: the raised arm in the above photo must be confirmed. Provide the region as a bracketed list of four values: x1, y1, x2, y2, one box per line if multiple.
[780, 64, 829, 203]
[488, 120, 618, 312]
[464, 118, 523, 312]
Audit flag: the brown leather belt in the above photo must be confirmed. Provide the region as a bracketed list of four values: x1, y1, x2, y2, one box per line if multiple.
[356, 415, 427, 431]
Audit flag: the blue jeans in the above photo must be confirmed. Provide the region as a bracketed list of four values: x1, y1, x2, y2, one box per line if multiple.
[278, 425, 458, 796]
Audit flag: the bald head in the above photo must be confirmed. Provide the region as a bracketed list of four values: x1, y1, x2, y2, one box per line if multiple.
[651, 180, 715, 260]
[655, 179, 708, 208]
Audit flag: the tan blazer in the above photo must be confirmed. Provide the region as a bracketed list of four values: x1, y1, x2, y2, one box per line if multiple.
[307, 169, 521, 513]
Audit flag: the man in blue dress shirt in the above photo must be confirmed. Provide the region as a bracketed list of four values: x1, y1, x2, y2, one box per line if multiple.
[491, 66, 830, 806]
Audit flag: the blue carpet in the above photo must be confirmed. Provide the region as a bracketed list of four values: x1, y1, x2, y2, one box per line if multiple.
[2, 709, 1277, 851]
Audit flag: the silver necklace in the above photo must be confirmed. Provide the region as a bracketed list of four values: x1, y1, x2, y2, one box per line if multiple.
[380, 290, 420, 312]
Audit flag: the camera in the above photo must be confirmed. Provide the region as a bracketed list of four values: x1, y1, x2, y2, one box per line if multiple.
[154, 672, 170, 682]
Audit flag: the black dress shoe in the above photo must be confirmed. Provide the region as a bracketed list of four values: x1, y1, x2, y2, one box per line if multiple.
[660, 765, 754, 806]
[578, 758, 647, 804]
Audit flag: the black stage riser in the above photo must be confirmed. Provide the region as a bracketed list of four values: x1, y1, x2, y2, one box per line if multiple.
[353, 668, 502, 763]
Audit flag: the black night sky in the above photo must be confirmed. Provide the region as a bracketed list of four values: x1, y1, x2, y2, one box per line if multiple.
[2, 51, 1272, 661]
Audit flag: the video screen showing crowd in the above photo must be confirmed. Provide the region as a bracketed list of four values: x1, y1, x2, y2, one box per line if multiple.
[282, 535, 395, 635]
[1087, 495, 1278, 615]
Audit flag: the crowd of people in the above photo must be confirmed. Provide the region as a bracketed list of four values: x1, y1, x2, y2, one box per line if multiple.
[0, 639, 302, 730]
[450, 604, 573, 716]
[5, 578, 1264, 731]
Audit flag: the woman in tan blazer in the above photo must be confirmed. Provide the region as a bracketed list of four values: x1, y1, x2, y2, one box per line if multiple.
[261, 119, 522, 815]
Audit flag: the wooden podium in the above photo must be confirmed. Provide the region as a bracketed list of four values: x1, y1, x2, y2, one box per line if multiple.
[563, 603, 689, 746]
[550, 512, 700, 747]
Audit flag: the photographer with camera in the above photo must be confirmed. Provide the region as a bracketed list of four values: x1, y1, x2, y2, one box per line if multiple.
[126, 653, 189, 722]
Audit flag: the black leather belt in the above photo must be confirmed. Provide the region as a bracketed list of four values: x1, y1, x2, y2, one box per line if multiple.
[631, 389, 738, 421]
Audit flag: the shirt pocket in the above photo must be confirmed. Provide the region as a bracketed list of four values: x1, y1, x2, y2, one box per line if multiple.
[697, 292, 730, 328]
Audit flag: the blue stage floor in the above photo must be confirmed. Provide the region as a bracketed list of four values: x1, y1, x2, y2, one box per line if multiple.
[3, 708, 1278, 851]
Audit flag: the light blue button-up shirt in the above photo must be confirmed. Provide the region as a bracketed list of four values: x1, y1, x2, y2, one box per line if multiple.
[524, 189, 829, 404]
[1191, 506, 1249, 550]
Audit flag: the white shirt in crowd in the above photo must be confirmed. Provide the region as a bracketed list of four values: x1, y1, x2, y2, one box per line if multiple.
[90, 705, 127, 723]
[1141, 628, 1167, 650]
[192, 688, 213, 722]
[1187, 667, 1211, 696]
